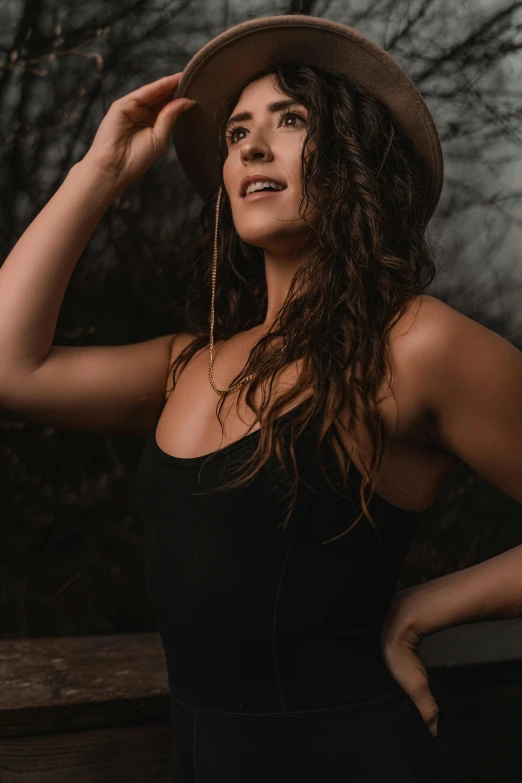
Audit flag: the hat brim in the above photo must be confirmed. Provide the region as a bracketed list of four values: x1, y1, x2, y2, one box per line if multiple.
[171, 14, 443, 222]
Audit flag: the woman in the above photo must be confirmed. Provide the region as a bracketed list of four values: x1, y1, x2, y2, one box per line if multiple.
[1, 13, 520, 783]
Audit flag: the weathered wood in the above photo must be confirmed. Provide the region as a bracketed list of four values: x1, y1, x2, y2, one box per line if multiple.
[0, 723, 171, 783]
[0, 633, 169, 737]
[0, 634, 172, 782]
[0, 633, 168, 709]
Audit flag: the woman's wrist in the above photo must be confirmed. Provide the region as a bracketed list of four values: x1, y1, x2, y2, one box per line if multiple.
[384, 545, 522, 650]
[381, 577, 466, 652]
[69, 156, 124, 207]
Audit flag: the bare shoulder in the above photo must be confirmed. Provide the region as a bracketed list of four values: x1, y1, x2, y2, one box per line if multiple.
[387, 293, 487, 366]
[391, 292, 522, 435]
[164, 331, 200, 396]
[384, 294, 474, 443]
[396, 298, 522, 503]
[392, 293, 514, 367]
[168, 332, 199, 363]
[389, 294, 458, 341]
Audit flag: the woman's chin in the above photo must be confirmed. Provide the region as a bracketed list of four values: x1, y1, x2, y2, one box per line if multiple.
[235, 228, 280, 247]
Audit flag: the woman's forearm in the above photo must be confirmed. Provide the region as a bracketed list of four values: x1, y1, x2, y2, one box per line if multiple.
[0, 160, 119, 375]
[395, 543, 522, 637]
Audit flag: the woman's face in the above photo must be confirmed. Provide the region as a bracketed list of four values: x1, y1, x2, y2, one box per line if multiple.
[222, 74, 318, 254]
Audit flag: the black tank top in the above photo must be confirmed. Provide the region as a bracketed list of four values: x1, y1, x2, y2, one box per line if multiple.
[136, 398, 421, 715]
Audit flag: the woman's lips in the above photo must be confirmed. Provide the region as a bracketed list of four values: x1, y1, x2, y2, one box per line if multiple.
[242, 189, 285, 201]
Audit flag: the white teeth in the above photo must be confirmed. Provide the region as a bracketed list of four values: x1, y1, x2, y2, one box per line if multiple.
[245, 180, 285, 196]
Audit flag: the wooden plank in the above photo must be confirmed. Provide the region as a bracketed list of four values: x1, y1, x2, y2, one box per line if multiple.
[0, 634, 169, 737]
[0, 634, 168, 709]
[0, 722, 171, 783]
[0, 694, 170, 738]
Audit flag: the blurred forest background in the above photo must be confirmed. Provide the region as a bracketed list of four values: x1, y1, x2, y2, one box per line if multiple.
[0, 0, 521, 639]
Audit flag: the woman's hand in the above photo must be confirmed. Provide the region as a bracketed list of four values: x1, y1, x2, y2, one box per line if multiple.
[380, 588, 439, 737]
[80, 72, 196, 194]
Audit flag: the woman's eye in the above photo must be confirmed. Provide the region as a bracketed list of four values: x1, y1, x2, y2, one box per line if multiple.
[226, 110, 306, 144]
[280, 111, 306, 129]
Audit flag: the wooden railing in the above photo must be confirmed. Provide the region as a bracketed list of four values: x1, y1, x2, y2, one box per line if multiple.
[1, 623, 522, 781]
[0, 634, 171, 782]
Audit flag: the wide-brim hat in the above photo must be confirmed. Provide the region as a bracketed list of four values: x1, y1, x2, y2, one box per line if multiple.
[171, 14, 443, 222]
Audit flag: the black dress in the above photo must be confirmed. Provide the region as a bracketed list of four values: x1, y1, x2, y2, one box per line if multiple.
[136, 399, 468, 782]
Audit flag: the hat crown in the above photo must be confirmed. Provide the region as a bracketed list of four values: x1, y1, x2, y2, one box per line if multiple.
[171, 14, 443, 222]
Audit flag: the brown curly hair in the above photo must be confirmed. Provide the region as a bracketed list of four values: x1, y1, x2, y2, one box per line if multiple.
[161, 60, 437, 544]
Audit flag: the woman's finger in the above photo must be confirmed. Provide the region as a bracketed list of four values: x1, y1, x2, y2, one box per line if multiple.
[81, 70, 193, 191]
[153, 98, 196, 150]
[382, 642, 439, 736]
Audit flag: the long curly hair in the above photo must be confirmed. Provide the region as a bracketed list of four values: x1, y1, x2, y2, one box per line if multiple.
[161, 60, 437, 544]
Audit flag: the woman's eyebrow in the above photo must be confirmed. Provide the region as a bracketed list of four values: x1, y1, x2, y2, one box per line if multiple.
[225, 99, 304, 130]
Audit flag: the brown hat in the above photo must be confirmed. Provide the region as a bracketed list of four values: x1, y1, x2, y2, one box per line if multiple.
[171, 14, 443, 222]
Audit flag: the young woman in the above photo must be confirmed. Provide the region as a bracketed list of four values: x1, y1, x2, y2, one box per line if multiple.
[1, 14, 520, 783]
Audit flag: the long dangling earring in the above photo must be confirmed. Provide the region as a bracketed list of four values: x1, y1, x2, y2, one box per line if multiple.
[207, 185, 310, 395]
[208, 185, 254, 395]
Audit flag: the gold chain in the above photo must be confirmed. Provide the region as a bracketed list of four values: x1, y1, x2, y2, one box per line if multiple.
[208, 185, 312, 395]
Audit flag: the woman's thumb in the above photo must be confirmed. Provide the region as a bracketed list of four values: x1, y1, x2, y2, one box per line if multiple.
[416, 691, 439, 737]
